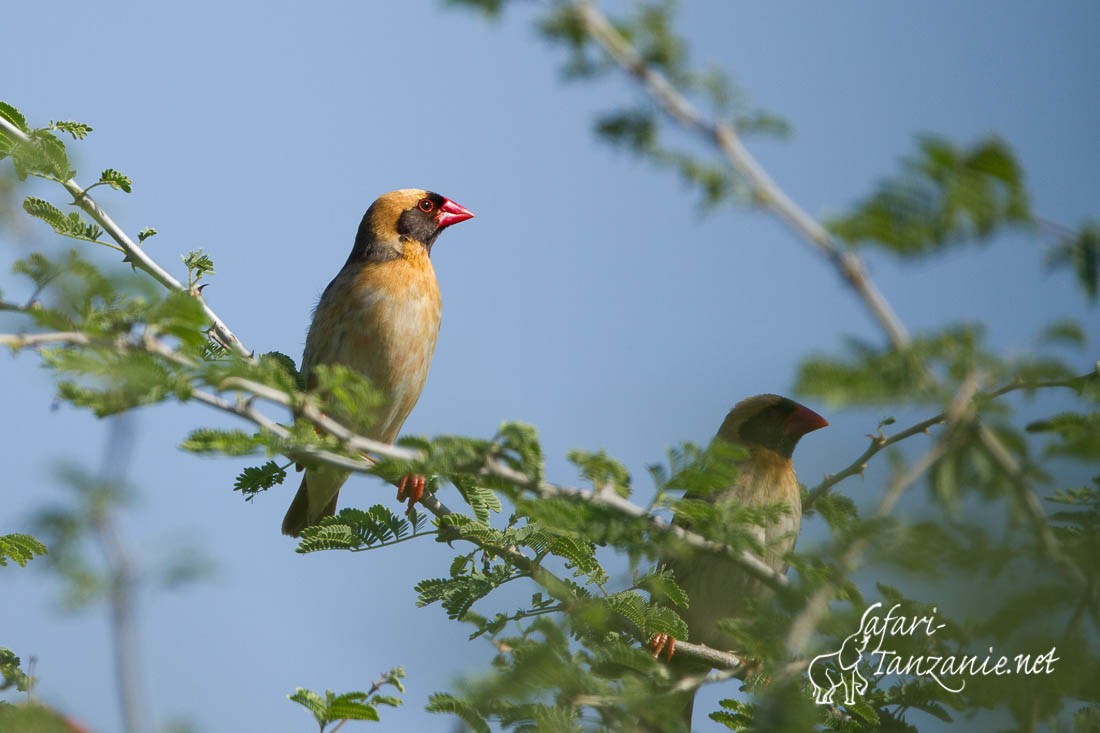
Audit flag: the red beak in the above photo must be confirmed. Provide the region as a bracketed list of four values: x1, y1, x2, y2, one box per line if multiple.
[436, 198, 475, 229]
[786, 404, 829, 438]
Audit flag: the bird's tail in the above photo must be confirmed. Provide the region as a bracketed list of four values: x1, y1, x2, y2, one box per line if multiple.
[281, 467, 347, 536]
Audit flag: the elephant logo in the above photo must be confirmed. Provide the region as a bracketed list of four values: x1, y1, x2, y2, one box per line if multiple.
[807, 605, 877, 705]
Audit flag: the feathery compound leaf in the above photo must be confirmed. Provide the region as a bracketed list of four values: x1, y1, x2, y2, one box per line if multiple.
[181, 249, 215, 288]
[568, 449, 631, 497]
[97, 168, 132, 193]
[259, 350, 304, 390]
[1027, 411, 1100, 460]
[0, 533, 48, 567]
[416, 564, 517, 619]
[1047, 222, 1100, 302]
[0, 101, 28, 132]
[22, 196, 65, 229]
[12, 251, 63, 290]
[427, 692, 492, 733]
[295, 505, 427, 554]
[0, 648, 31, 692]
[1038, 319, 1087, 349]
[294, 524, 362, 553]
[233, 461, 287, 500]
[10, 129, 74, 180]
[636, 567, 688, 608]
[495, 421, 543, 480]
[180, 428, 262, 456]
[327, 695, 380, 722]
[287, 688, 327, 726]
[22, 197, 103, 242]
[0, 104, 25, 158]
[50, 120, 93, 140]
[828, 135, 1031, 258]
[452, 475, 502, 524]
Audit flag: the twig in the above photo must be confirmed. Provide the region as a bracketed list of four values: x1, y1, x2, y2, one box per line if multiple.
[0, 330, 91, 348]
[803, 367, 1096, 510]
[780, 374, 982, 670]
[975, 424, 1090, 594]
[481, 458, 789, 588]
[0, 114, 250, 359]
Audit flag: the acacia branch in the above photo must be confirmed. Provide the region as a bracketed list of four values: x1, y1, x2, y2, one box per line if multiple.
[1, 330, 91, 348]
[0, 326, 761, 671]
[803, 367, 1098, 510]
[0, 114, 250, 359]
[569, 0, 910, 347]
[780, 374, 982, 671]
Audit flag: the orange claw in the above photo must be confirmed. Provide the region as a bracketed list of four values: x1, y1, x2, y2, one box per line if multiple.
[396, 473, 426, 511]
[648, 633, 677, 662]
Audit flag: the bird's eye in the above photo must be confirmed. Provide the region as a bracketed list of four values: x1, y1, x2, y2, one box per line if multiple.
[418, 198, 435, 213]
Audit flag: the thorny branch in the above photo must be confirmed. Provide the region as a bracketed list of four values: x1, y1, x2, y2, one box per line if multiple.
[0, 114, 250, 359]
[0, 330, 755, 671]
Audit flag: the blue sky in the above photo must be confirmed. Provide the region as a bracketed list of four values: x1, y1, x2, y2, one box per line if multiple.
[2, 2, 1098, 731]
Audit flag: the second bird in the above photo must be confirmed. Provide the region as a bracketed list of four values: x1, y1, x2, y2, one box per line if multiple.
[281, 188, 474, 537]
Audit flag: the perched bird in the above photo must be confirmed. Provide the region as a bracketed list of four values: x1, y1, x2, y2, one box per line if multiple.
[651, 394, 827, 727]
[281, 189, 474, 537]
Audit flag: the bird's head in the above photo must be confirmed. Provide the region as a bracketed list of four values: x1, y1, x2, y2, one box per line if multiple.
[349, 188, 474, 263]
[716, 394, 828, 459]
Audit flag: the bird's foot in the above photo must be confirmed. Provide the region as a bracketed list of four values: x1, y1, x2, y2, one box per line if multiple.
[396, 473, 427, 512]
[648, 633, 677, 662]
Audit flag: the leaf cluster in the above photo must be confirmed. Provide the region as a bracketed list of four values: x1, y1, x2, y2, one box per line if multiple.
[288, 670, 405, 731]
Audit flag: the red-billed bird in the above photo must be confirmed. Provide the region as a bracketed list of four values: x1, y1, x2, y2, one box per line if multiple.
[281, 189, 474, 537]
[652, 394, 827, 727]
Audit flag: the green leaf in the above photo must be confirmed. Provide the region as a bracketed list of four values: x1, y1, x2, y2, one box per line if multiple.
[0, 102, 27, 159]
[287, 688, 327, 726]
[568, 449, 631, 497]
[97, 168, 132, 193]
[11, 129, 74, 180]
[233, 461, 288, 500]
[22, 196, 65, 230]
[180, 428, 262, 456]
[22, 197, 104, 243]
[12, 252, 62, 290]
[50, 120, 93, 140]
[260, 351, 304, 390]
[1037, 319, 1087, 349]
[1047, 222, 1099, 302]
[181, 249, 215, 286]
[828, 135, 1031, 258]
[138, 227, 157, 243]
[1027, 411, 1100, 460]
[296, 505, 428, 554]
[452, 475, 502, 524]
[327, 694, 380, 722]
[443, 0, 506, 19]
[0, 647, 32, 692]
[496, 421, 543, 481]
[0, 101, 28, 132]
[427, 692, 492, 733]
[0, 533, 48, 567]
[595, 109, 657, 153]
